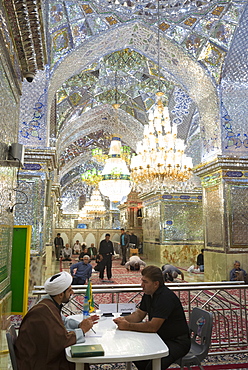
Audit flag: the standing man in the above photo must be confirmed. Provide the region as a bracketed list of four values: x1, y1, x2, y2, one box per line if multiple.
[114, 265, 190, 370]
[15, 271, 98, 369]
[54, 232, 64, 261]
[70, 255, 92, 285]
[120, 228, 130, 265]
[129, 232, 138, 248]
[99, 233, 114, 280]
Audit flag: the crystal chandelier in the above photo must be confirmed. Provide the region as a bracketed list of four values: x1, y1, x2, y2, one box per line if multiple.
[79, 188, 106, 219]
[130, 92, 193, 193]
[99, 134, 132, 202]
[92, 142, 132, 165]
[98, 97, 132, 202]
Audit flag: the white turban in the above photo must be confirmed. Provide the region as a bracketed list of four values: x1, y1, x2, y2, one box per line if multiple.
[44, 271, 72, 296]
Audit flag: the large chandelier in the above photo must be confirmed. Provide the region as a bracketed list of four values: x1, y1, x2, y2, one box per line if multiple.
[130, 92, 193, 193]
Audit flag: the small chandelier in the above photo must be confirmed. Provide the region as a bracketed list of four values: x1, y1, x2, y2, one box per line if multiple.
[99, 134, 132, 202]
[130, 92, 193, 193]
[92, 142, 132, 165]
[79, 188, 106, 219]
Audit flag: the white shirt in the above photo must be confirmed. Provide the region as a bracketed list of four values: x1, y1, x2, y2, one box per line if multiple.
[62, 247, 72, 258]
[125, 256, 146, 268]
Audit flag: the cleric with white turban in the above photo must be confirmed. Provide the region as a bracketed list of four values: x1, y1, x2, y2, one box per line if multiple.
[44, 271, 72, 296]
[15, 268, 99, 370]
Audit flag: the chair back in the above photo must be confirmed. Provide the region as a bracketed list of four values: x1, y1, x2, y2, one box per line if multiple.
[6, 324, 18, 370]
[189, 307, 213, 360]
[129, 248, 139, 256]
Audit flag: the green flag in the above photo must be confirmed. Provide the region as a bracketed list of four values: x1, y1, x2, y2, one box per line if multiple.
[86, 279, 94, 313]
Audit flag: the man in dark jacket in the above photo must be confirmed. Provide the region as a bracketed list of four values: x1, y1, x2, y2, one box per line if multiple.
[99, 233, 114, 280]
[120, 228, 130, 265]
[54, 233, 64, 261]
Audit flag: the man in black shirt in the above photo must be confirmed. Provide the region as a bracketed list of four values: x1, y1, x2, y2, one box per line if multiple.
[120, 228, 130, 265]
[114, 265, 190, 370]
[99, 233, 114, 280]
[196, 249, 204, 272]
[54, 233, 64, 261]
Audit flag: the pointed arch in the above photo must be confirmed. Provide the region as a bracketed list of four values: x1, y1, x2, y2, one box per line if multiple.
[48, 21, 221, 160]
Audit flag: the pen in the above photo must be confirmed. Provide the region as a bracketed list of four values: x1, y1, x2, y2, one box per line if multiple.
[91, 327, 96, 334]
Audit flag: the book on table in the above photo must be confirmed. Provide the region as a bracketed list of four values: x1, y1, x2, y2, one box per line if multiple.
[71, 344, 105, 357]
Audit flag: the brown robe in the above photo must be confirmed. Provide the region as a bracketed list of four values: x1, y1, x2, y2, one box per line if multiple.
[15, 298, 76, 370]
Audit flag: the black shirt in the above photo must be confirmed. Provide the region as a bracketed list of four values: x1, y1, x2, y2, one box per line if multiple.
[99, 239, 114, 255]
[197, 253, 204, 266]
[139, 285, 189, 342]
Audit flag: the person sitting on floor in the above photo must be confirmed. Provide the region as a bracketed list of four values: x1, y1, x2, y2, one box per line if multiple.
[79, 245, 89, 260]
[161, 264, 184, 282]
[88, 243, 97, 260]
[62, 243, 72, 261]
[125, 254, 146, 271]
[15, 271, 98, 370]
[73, 240, 82, 254]
[70, 254, 92, 285]
[196, 249, 204, 272]
[230, 260, 247, 281]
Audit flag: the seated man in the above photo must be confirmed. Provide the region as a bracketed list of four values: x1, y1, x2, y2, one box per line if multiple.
[79, 245, 89, 260]
[62, 243, 72, 261]
[125, 254, 146, 271]
[114, 266, 190, 370]
[73, 240, 82, 254]
[15, 271, 98, 370]
[162, 264, 184, 282]
[196, 249, 204, 272]
[70, 255, 92, 285]
[230, 260, 247, 281]
[88, 243, 97, 260]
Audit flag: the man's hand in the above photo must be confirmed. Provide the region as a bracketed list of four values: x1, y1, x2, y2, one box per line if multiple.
[79, 315, 99, 333]
[113, 317, 130, 330]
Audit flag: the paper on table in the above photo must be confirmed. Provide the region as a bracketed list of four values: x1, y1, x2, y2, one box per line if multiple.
[99, 303, 117, 314]
[118, 303, 136, 314]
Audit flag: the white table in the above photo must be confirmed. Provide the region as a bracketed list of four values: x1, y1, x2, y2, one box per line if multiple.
[65, 314, 169, 370]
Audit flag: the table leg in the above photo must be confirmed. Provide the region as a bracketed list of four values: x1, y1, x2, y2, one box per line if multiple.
[75, 363, 84, 370]
[152, 358, 161, 370]
[126, 361, 132, 370]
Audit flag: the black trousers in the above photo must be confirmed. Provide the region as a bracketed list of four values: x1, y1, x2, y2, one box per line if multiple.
[99, 254, 112, 279]
[134, 334, 190, 370]
[55, 246, 62, 260]
[72, 277, 86, 285]
[121, 246, 127, 264]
